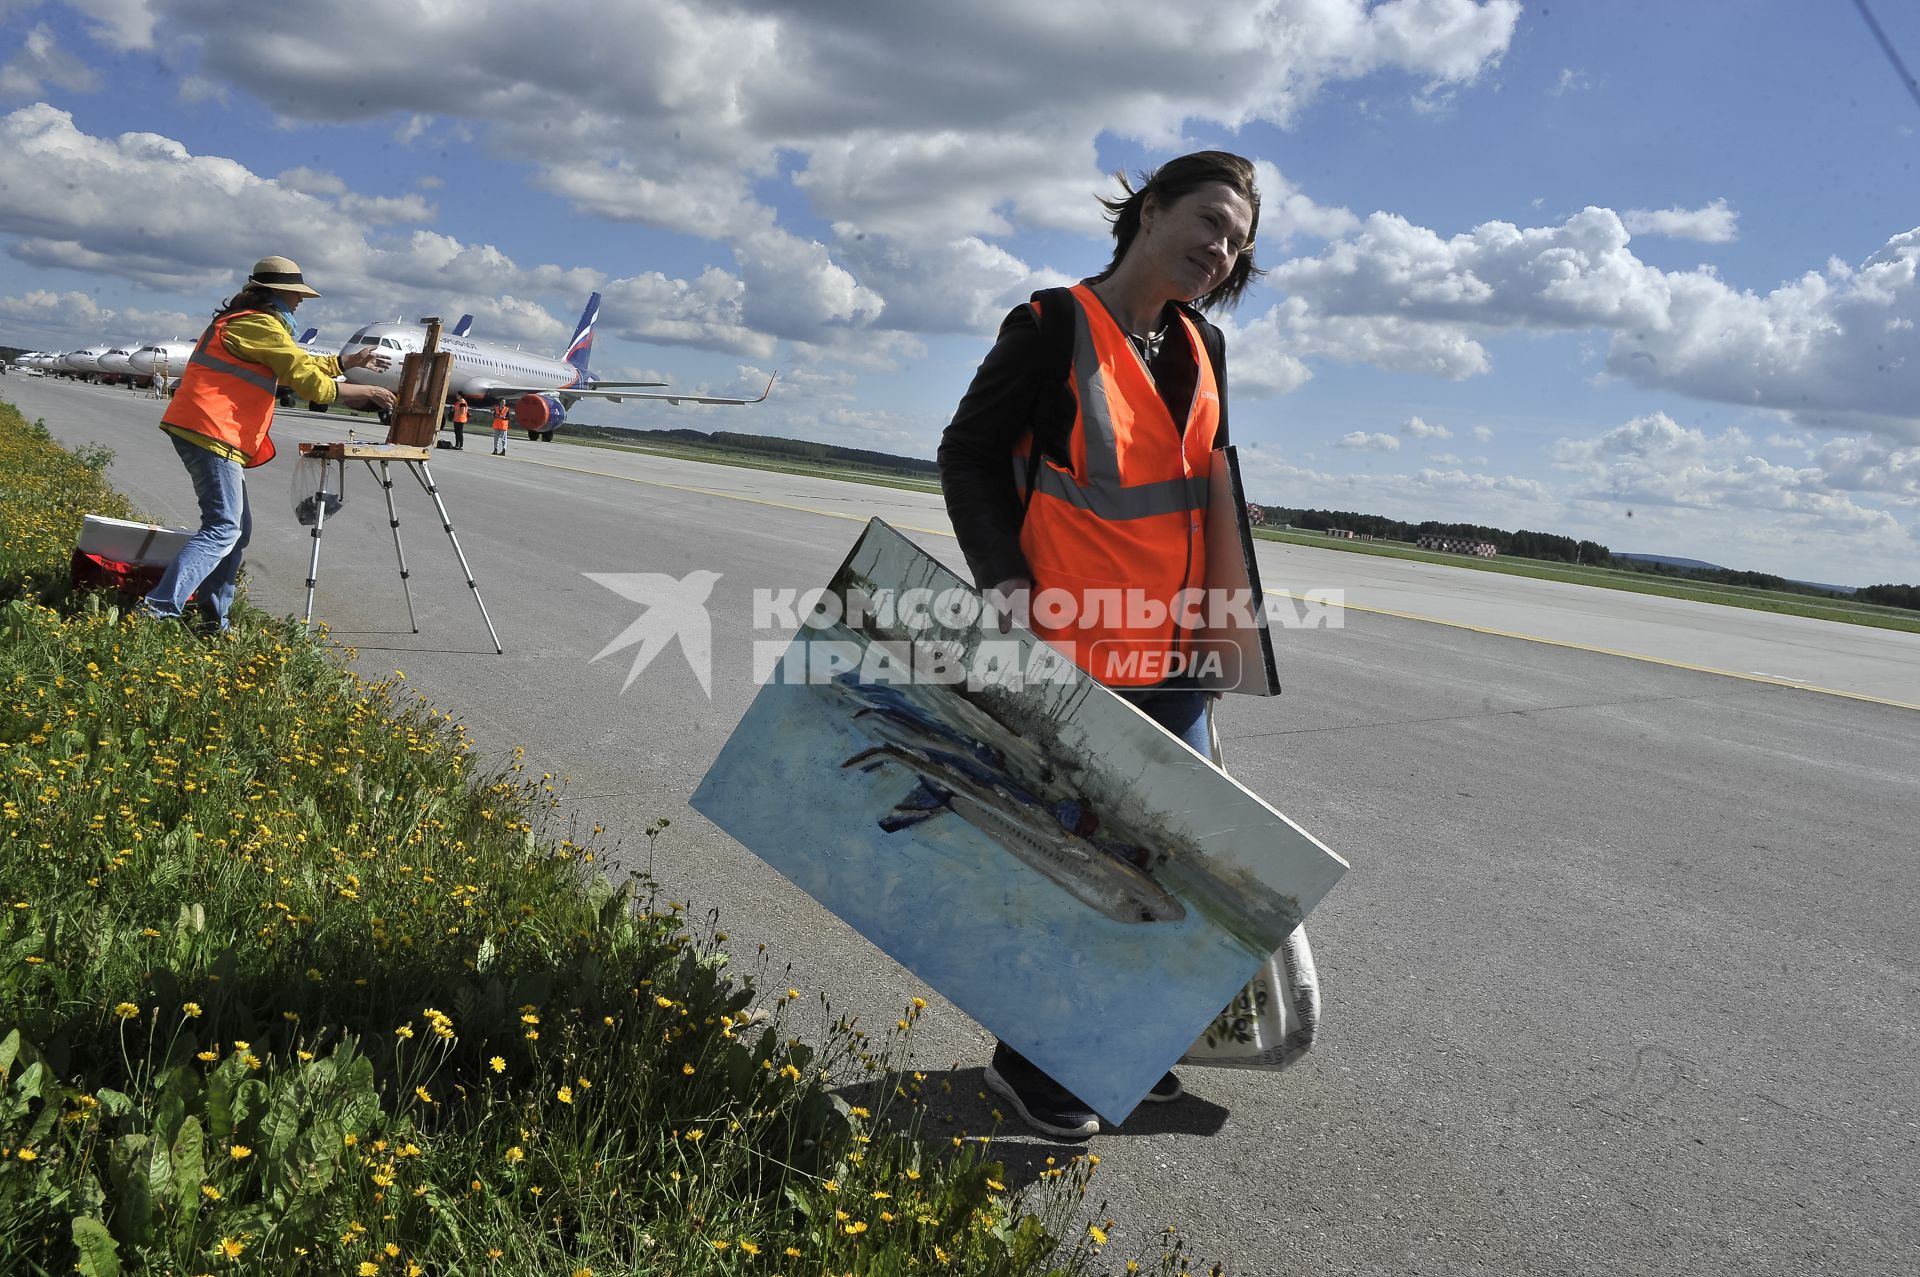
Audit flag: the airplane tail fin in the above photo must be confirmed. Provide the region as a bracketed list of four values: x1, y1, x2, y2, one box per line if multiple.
[452, 314, 473, 337]
[297, 327, 317, 345]
[563, 292, 600, 373]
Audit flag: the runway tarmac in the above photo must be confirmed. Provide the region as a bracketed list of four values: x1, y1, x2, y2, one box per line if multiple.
[13, 374, 1919, 1276]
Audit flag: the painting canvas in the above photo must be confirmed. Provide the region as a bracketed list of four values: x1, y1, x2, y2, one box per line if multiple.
[691, 518, 1347, 1122]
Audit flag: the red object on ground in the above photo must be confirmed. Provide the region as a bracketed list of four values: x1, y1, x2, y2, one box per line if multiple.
[69, 549, 175, 598]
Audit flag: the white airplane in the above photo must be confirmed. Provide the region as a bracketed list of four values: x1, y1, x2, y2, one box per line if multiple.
[127, 340, 193, 382]
[340, 292, 772, 440]
[96, 345, 142, 380]
[61, 345, 111, 374]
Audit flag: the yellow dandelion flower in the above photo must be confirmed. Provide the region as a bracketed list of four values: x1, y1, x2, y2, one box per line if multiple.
[504, 1146, 525, 1163]
[182, 1002, 203, 1018]
[220, 1237, 246, 1258]
[739, 1240, 760, 1255]
[201, 1185, 221, 1201]
[710, 1240, 730, 1250]
[17, 1148, 38, 1162]
[844, 1220, 868, 1235]
[684, 1128, 705, 1142]
[911, 996, 928, 1009]
[357, 1264, 378, 1277]
[569, 1269, 591, 1277]
[416, 1086, 434, 1104]
[489, 1056, 506, 1073]
[556, 1086, 573, 1104]
[113, 1002, 140, 1020]
[395, 1024, 414, 1039]
[785, 1247, 802, 1258]
[197, 1050, 218, 1062]
[986, 1178, 1005, 1191]
[1089, 1224, 1108, 1245]
[681, 1063, 695, 1076]
[228, 1145, 253, 1160]
[520, 1012, 540, 1024]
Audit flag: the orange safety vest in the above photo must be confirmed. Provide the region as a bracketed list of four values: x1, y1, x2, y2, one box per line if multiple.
[161, 310, 282, 468]
[1014, 284, 1219, 687]
[452, 401, 469, 423]
[491, 405, 510, 430]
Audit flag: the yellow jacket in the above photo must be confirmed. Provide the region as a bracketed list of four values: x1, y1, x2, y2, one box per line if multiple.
[163, 312, 343, 464]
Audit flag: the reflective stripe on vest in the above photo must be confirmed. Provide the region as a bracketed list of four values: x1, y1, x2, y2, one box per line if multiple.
[1014, 284, 1220, 686]
[161, 311, 282, 468]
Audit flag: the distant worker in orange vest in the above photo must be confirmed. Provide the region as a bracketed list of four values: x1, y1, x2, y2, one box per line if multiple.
[450, 395, 469, 449]
[938, 151, 1262, 1139]
[143, 255, 396, 634]
[491, 401, 511, 454]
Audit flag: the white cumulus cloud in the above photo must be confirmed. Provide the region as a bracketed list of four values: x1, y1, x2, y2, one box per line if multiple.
[1622, 198, 1738, 244]
[1337, 431, 1401, 452]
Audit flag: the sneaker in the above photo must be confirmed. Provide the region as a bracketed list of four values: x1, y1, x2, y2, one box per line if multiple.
[984, 1044, 1099, 1140]
[1143, 1070, 1183, 1103]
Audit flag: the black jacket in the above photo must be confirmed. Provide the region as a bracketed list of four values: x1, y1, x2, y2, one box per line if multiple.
[936, 294, 1229, 590]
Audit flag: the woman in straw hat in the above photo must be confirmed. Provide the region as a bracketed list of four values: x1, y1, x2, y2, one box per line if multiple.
[144, 256, 396, 633]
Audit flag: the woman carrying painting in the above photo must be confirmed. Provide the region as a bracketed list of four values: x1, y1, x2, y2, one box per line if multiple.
[937, 150, 1263, 1138]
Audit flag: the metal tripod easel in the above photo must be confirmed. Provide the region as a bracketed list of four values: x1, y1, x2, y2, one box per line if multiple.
[297, 441, 503, 653]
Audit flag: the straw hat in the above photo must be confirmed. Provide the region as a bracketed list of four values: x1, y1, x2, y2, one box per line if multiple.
[246, 255, 320, 298]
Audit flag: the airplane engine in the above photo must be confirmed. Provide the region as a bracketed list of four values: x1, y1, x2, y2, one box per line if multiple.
[514, 392, 566, 440]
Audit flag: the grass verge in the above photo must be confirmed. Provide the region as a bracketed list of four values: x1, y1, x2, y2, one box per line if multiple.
[0, 399, 1197, 1275]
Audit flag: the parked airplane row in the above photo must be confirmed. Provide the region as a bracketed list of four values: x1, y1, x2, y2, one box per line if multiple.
[8, 297, 769, 440]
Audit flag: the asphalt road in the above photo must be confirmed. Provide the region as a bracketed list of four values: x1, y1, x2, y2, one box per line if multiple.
[13, 374, 1920, 1276]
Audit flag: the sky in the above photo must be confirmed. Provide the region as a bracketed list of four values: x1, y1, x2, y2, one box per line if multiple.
[1, 0, 1917, 588]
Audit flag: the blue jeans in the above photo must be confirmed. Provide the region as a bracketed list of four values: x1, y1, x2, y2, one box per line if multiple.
[1115, 683, 1213, 757]
[144, 434, 251, 630]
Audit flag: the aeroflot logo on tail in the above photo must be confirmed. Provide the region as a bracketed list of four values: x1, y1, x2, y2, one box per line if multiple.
[586, 574, 1343, 699]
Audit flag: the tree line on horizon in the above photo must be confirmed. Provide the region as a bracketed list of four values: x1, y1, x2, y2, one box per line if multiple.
[1255, 505, 1919, 609]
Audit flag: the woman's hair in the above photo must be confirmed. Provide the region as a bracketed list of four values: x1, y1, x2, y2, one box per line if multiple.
[1095, 149, 1265, 312]
[211, 285, 286, 320]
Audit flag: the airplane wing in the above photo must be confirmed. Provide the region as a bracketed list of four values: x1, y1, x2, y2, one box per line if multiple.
[489, 374, 777, 406]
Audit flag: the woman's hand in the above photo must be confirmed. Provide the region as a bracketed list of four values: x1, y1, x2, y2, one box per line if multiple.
[339, 347, 392, 372]
[984, 577, 1032, 634]
[337, 382, 397, 412]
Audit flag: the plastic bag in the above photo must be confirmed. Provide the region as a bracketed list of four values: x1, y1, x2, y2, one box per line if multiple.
[291, 454, 346, 526]
[1177, 708, 1323, 1071]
